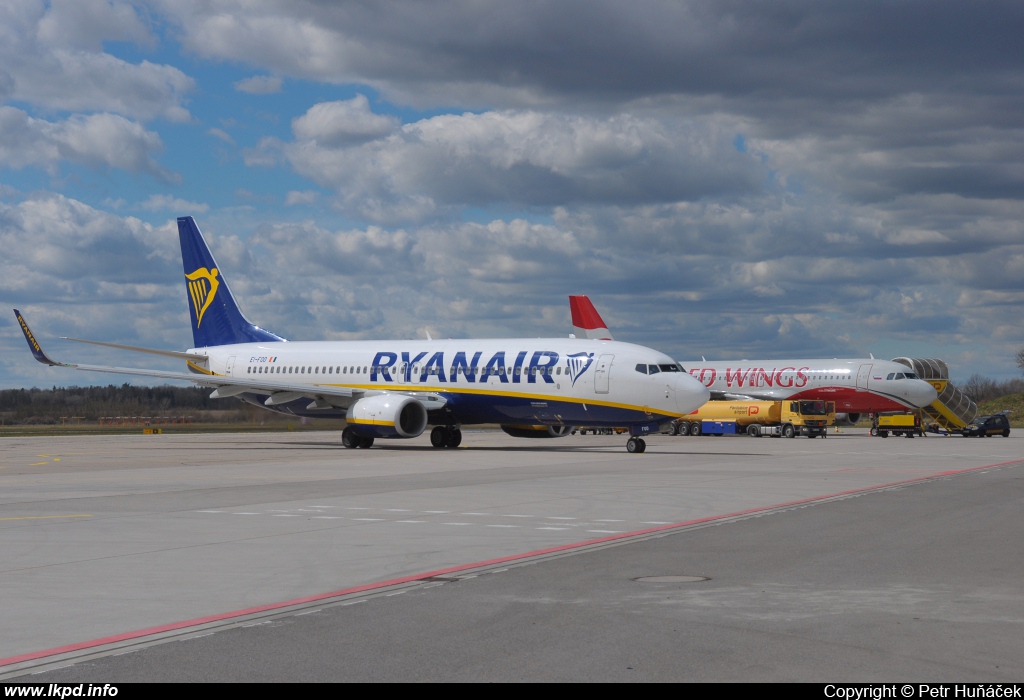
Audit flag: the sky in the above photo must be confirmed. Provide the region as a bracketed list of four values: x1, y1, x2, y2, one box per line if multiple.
[2, 0, 1023, 390]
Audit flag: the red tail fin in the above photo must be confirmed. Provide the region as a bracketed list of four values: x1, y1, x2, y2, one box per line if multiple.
[569, 295, 613, 340]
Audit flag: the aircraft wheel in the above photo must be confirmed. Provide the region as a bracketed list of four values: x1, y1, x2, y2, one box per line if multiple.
[342, 427, 359, 449]
[626, 437, 641, 453]
[430, 426, 447, 448]
[445, 428, 462, 448]
[783, 424, 795, 438]
[689, 422, 701, 436]
[637, 438, 646, 452]
[358, 436, 374, 448]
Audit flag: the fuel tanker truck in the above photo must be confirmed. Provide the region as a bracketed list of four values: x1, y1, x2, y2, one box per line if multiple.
[674, 399, 835, 438]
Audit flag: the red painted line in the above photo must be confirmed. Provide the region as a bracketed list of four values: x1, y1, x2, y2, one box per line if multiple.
[2, 457, 1019, 670]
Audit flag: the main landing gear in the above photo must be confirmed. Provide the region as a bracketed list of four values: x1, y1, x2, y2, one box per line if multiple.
[626, 437, 646, 453]
[430, 425, 463, 449]
[341, 427, 374, 449]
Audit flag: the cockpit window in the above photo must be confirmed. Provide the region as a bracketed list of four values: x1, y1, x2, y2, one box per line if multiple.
[648, 364, 660, 375]
[895, 373, 905, 379]
[887, 373, 895, 380]
[904, 372, 919, 379]
[635, 364, 648, 375]
[658, 364, 680, 372]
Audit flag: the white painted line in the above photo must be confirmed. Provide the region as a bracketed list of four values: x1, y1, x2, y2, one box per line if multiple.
[384, 509, 411, 512]
[396, 520, 426, 523]
[423, 510, 450, 514]
[34, 665, 72, 673]
[352, 518, 385, 521]
[272, 514, 300, 517]
[486, 524, 520, 528]
[545, 516, 576, 520]
[501, 514, 534, 518]
[344, 507, 371, 510]
[386, 591, 406, 597]
[196, 510, 225, 513]
[641, 521, 672, 525]
[421, 583, 444, 589]
[491, 568, 509, 573]
[312, 516, 342, 519]
[307, 506, 333, 508]
[182, 632, 214, 640]
[443, 522, 471, 526]
[594, 519, 625, 522]
[295, 609, 322, 616]
[587, 530, 623, 534]
[462, 512, 492, 516]
[342, 600, 366, 606]
[233, 512, 261, 515]
[537, 527, 569, 531]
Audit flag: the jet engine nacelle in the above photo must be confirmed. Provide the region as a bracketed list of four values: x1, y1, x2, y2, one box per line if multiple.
[835, 413, 862, 426]
[500, 425, 572, 438]
[347, 394, 428, 439]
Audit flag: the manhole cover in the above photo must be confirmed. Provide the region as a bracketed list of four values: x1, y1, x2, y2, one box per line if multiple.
[633, 575, 709, 583]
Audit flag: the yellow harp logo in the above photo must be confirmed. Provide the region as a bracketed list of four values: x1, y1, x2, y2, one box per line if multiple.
[185, 267, 219, 327]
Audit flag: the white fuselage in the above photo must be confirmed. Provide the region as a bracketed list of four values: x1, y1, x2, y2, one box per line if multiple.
[685, 358, 937, 412]
[191, 338, 710, 427]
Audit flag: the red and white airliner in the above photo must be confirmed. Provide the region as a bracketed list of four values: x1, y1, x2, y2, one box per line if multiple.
[569, 295, 938, 421]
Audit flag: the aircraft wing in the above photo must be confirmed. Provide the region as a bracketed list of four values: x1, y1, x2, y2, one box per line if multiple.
[13, 309, 447, 412]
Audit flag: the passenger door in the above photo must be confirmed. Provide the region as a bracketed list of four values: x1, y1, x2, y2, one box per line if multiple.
[594, 354, 613, 394]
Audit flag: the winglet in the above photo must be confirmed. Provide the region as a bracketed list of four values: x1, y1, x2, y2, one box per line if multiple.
[568, 295, 613, 340]
[13, 309, 65, 366]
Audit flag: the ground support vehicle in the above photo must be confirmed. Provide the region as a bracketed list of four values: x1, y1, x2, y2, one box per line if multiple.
[960, 411, 1011, 438]
[675, 400, 834, 438]
[870, 412, 924, 438]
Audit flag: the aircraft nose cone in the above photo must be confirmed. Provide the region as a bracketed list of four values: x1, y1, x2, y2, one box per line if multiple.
[675, 373, 710, 414]
[909, 381, 938, 408]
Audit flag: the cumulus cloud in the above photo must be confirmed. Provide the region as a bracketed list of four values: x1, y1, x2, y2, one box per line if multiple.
[206, 127, 234, 144]
[267, 105, 763, 221]
[0, 107, 177, 180]
[290, 95, 398, 145]
[284, 190, 318, 205]
[0, 0, 192, 122]
[234, 75, 283, 94]
[138, 194, 208, 213]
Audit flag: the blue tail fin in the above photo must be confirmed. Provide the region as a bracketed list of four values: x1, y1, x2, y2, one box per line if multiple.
[178, 216, 286, 347]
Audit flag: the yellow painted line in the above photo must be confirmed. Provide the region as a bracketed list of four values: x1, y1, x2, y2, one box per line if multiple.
[29, 462, 49, 466]
[0, 514, 92, 521]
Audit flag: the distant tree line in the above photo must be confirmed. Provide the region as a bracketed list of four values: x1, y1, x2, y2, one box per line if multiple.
[957, 374, 1024, 405]
[0, 384, 268, 424]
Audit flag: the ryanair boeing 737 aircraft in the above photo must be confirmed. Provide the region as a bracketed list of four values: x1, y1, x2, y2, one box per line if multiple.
[15, 217, 710, 453]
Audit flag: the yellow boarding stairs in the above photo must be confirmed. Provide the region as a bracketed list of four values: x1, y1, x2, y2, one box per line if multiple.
[893, 357, 977, 431]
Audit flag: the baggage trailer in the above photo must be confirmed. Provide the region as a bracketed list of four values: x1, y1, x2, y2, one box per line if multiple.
[675, 399, 834, 438]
